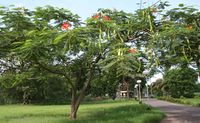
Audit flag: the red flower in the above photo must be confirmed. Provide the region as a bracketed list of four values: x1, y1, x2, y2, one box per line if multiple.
[186, 25, 192, 30]
[103, 15, 111, 21]
[128, 48, 137, 54]
[61, 22, 71, 30]
[93, 14, 100, 19]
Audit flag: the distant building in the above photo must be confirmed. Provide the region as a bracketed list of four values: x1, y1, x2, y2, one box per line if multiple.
[116, 83, 134, 98]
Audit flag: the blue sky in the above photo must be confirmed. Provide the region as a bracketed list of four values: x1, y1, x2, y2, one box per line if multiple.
[0, 0, 200, 20]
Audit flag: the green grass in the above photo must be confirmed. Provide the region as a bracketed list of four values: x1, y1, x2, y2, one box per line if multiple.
[178, 98, 200, 106]
[158, 96, 200, 107]
[0, 99, 164, 123]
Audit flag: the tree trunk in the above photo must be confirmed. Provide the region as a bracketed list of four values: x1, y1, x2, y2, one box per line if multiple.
[70, 92, 85, 120]
[70, 68, 93, 120]
[196, 61, 200, 81]
[127, 82, 130, 99]
[123, 77, 130, 99]
[70, 105, 78, 120]
[70, 92, 83, 120]
[70, 89, 77, 120]
[196, 60, 200, 72]
[70, 87, 88, 120]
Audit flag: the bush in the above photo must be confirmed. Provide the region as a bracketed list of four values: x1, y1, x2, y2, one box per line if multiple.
[194, 93, 200, 99]
[194, 103, 200, 107]
[158, 96, 195, 106]
[194, 95, 200, 99]
[158, 96, 176, 102]
[185, 100, 192, 105]
[83, 95, 110, 102]
[180, 96, 186, 99]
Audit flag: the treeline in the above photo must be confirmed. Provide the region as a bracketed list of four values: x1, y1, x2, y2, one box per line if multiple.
[151, 67, 199, 98]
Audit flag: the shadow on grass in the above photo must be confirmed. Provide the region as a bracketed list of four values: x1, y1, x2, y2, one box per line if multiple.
[4, 113, 67, 120]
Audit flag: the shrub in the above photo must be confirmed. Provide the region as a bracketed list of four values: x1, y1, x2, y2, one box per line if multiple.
[158, 96, 197, 106]
[194, 95, 200, 99]
[185, 101, 192, 105]
[194, 103, 200, 107]
[194, 93, 200, 99]
[180, 96, 186, 99]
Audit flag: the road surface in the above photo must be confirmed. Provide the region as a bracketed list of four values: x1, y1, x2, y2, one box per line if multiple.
[143, 99, 200, 123]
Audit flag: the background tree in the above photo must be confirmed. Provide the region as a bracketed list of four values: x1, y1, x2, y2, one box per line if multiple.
[164, 67, 198, 98]
[0, 69, 69, 104]
[151, 79, 168, 97]
[150, 4, 200, 73]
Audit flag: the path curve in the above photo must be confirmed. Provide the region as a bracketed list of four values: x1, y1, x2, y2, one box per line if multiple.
[143, 99, 200, 123]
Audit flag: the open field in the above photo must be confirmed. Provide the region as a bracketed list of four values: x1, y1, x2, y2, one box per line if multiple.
[0, 100, 164, 123]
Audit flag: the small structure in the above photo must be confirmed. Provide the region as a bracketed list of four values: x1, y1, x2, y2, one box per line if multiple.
[116, 83, 134, 98]
[116, 90, 134, 98]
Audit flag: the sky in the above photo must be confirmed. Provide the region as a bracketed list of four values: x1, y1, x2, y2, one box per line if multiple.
[0, 0, 200, 83]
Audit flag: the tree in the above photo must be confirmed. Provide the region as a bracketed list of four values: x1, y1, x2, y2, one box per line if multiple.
[164, 67, 198, 98]
[151, 79, 169, 97]
[0, 5, 85, 119]
[1, 2, 187, 119]
[150, 4, 200, 73]
[0, 5, 143, 119]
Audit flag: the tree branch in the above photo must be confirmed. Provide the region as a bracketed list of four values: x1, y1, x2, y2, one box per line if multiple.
[33, 57, 75, 90]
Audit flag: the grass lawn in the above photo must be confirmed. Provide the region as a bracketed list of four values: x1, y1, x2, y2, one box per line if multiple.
[0, 99, 164, 123]
[178, 98, 200, 106]
[158, 96, 200, 107]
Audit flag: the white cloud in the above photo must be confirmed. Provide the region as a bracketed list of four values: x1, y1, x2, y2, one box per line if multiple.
[148, 73, 163, 84]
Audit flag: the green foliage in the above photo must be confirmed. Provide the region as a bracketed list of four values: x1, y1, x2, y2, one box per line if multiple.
[150, 4, 200, 72]
[151, 79, 167, 97]
[194, 84, 200, 93]
[0, 68, 70, 104]
[164, 67, 198, 98]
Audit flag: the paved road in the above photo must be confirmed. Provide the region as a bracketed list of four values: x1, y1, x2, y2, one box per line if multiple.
[143, 99, 200, 123]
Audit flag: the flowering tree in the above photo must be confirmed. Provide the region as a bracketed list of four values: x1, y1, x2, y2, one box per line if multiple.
[0, 5, 144, 119]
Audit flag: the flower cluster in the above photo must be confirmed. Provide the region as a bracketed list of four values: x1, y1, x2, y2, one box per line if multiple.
[93, 14, 100, 19]
[92, 14, 111, 21]
[61, 22, 71, 30]
[128, 48, 137, 54]
[186, 25, 192, 30]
